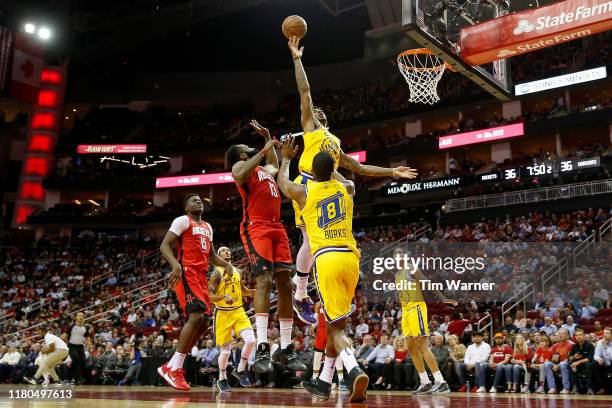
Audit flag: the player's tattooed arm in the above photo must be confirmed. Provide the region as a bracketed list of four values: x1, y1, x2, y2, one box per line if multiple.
[277, 137, 306, 208]
[160, 231, 182, 288]
[231, 139, 280, 184]
[249, 120, 279, 176]
[413, 268, 458, 306]
[288, 36, 316, 133]
[338, 149, 418, 179]
[207, 269, 227, 303]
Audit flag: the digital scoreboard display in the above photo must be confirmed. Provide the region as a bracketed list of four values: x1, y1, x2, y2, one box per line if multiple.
[479, 157, 601, 182]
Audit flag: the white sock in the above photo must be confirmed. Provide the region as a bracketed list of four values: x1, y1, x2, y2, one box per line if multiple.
[279, 318, 293, 349]
[255, 313, 268, 345]
[294, 273, 309, 300]
[218, 345, 230, 381]
[239, 330, 256, 372]
[419, 371, 431, 385]
[312, 350, 324, 380]
[432, 370, 445, 384]
[336, 358, 344, 382]
[339, 348, 358, 373]
[168, 352, 186, 370]
[319, 356, 336, 384]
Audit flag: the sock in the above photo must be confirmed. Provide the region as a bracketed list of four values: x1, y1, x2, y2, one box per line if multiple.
[319, 356, 336, 384]
[432, 370, 445, 384]
[312, 350, 324, 380]
[218, 345, 230, 381]
[336, 358, 344, 382]
[239, 330, 256, 372]
[279, 318, 293, 349]
[339, 347, 359, 373]
[294, 272, 309, 301]
[168, 352, 186, 370]
[255, 313, 268, 345]
[419, 371, 431, 385]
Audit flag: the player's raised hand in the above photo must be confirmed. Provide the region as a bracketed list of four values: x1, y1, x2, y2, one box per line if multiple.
[393, 166, 418, 179]
[288, 36, 304, 59]
[223, 295, 234, 305]
[250, 120, 270, 139]
[168, 263, 182, 289]
[261, 138, 281, 155]
[280, 136, 299, 160]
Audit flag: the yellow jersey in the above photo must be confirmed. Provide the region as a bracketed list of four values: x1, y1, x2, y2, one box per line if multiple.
[396, 267, 425, 311]
[298, 127, 341, 175]
[300, 179, 359, 256]
[213, 266, 243, 310]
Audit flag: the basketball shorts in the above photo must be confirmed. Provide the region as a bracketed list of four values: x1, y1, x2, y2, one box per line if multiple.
[214, 307, 252, 346]
[241, 220, 292, 276]
[313, 247, 359, 323]
[292, 172, 313, 226]
[401, 302, 429, 337]
[175, 265, 212, 316]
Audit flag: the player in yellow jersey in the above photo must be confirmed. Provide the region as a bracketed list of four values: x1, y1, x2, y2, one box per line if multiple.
[277, 137, 368, 403]
[393, 247, 456, 395]
[288, 35, 418, 324]
[208, 246, 256, 393]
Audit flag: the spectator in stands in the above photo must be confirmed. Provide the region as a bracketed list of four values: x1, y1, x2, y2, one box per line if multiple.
[544, 328, 574, 394]
[568, 328, 595, 395]
[439, 315, 451, 334]
[513, 311, 526, 329]
[458, 331, 490, 393]
[355, 335, 375, 366]
[592, 320, 604, 340]
[447, 313, 471, 339]
[447, 334, 466, 389]
[592, 283, 609, 308]
[118, 340, 145, 386]
[561, 315, 578, 337]
[508, 334, 533, 393]
[488, 333, 512, 393]
[593, 327, 612, 395]
[431, 333, 451, 384]
[0, 345, 22, 382]
[364, 334, 394, 389]
[355, 318, 369, 340]
[391, 336, 409, 390]
[195, 339, 219, 386]
[503, 316, 518, 334]
[532, 335, 553, 393]
[542, 317, 558, 337]
[578, 298, 598, 321]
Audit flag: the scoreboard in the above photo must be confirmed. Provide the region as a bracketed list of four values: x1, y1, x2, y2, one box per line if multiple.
[479, 157, 601, 182]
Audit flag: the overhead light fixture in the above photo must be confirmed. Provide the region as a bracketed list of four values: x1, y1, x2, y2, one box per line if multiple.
[24, 23, 36, 34]
[38, 27, 51, 40]
[87, 199, 101, 207]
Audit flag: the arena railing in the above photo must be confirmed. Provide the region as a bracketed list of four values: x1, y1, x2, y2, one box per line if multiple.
[477, 312, 494, 341]
[379, 224, 432, 257]
[88, 260, 136, 292]
[501, 282, 535, 326]
[598, 217, 612, 241]
[541, 257, 569, 296]
[444, 179, 612, 212]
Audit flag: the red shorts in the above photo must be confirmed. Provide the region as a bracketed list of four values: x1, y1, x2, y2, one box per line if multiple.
[240, 220, 292, 276]
[314, 313, 327, 351]
[175, 264, 212, 316]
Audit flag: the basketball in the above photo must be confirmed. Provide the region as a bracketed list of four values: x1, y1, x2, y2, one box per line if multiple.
[282, 15, 307, 39]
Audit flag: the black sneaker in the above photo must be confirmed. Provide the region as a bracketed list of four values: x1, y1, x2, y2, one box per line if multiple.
[413, 382, 434, 395]
[216, 379, 231, 393]
[272, 343, 307, 371]
[232, 369, 251, 388]
[302, 378, 332, 400]
[253, 342, 273, 374]
[431, 382, 451, 394]
[347, 366, 368, 403]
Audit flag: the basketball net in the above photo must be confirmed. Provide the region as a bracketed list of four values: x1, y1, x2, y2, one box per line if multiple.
[397, 49, 450, 105]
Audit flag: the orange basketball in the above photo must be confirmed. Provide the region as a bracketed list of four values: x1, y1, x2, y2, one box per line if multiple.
[282, 15, 307, 39]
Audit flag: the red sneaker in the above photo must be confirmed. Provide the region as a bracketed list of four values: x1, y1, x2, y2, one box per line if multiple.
[470, 386, 478, 393]
[458, 385, 467, 392]
[157, 363, 190, 391]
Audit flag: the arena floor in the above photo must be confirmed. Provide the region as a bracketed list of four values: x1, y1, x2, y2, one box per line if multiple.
[1, 385, 611, 407]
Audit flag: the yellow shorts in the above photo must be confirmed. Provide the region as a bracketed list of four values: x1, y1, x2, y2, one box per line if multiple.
[292, 172, 313, 226]
[313, 247, 359, 323]
[214, 307, 252, 346]
[401, 302, 429, 337]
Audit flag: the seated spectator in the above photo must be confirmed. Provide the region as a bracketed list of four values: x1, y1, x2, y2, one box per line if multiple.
[355, 318, 369, 340]
[592, 320, 604, 341]
[488, 333, 513, 393]
[0, 346, 22, 383]
[561, 315, 578, 337]
[567, 328, 595, 395]
[364, 334, 394, 389]
[507, 334, 533, 393]
[578, 298, 598, 321]
[593, 327, 612, 395]
[514, 311, 527, 329]
[544, 328, 574, 394]
[447, 313, 471, 338]
[355, 335, 375, 365]
[431, 333, 452, 384]
[457, 331, 490, 393]
[448, 334, 466, 389]
[391, 336, 409, 390]
[542, 316, 558, 337]
[532, 335, 553, 393]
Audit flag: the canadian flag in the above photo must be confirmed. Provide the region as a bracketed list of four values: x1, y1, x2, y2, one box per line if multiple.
[10, 32, 44, 103]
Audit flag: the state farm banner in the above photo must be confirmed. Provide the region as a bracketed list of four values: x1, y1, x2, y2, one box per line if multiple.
[438, 122, 524, 150]
[77, 144, 147, 154]
[460, 0, 612, 66]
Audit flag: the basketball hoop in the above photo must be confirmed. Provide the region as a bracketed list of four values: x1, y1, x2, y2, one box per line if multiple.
[397, 48, 452, 105]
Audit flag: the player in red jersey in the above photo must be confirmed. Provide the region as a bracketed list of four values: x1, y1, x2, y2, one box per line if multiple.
[225, 120, 306, 374]
[157, 193, 235, 391]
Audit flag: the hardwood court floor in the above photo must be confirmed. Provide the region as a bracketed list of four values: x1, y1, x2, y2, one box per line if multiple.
[1, 385, 611, 407]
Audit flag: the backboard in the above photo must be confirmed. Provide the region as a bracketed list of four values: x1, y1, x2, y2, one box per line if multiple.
[402, 0, 513, 101]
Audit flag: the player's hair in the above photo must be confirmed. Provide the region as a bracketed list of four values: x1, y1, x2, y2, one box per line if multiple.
[225, 144, 242, 170]
[183, 193, 199, 209]
[312, 151, 334, 181]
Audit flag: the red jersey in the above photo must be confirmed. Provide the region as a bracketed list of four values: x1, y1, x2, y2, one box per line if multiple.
[236, 166, 281, 223]
[550, 340, 574, 362]
[490, 345, 513, 364]
[534, 347, 553, 364]
[169, 215, 213, 269]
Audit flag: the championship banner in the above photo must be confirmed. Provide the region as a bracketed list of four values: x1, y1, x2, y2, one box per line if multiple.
[77, 144, 148, 154]
[460, 0, 612, 65]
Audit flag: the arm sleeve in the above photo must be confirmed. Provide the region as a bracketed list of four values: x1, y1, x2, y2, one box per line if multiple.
[366, 347, 378, 363]
[169, 216, 190, 236]
[594, 342, 602, 360]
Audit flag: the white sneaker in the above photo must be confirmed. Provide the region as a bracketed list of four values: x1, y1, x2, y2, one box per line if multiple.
[476, 386, 487, 393]
[536, 386, 545, 394]
[521, 385, 530, 393]
[560, 389, 570, 395]
[489, 387, 497, 393]
[42, 379, 50, 387]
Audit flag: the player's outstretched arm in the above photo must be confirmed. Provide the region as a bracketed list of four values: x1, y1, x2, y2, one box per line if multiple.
[231, 139, 280, 184]
[277, 137, 306, 208]
[331, 170, 355, 197]
[289, 36, 316, 133]
[250, 119, 279, 176]
[160, 230, 182, 288]
[338, 149, 418, 179]
[209, 242, 235, 276]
